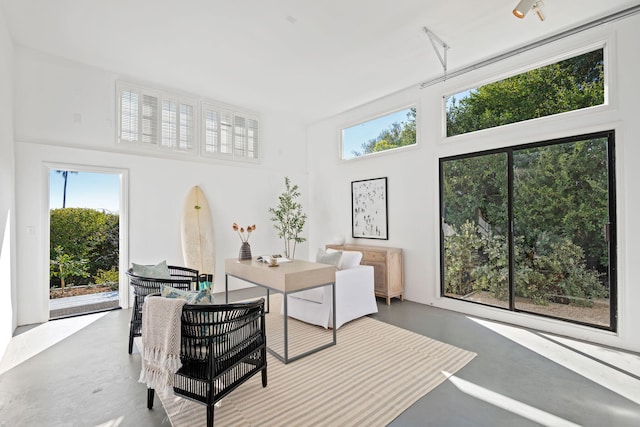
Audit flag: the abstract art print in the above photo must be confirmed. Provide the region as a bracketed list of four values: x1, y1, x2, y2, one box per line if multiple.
[352, 177, 388, 240]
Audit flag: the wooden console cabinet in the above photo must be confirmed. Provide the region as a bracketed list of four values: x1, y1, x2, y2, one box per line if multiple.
[326, 244, 403, 305]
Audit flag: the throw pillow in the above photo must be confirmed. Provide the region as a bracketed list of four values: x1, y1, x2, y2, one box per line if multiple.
[338, 251, 363, 269]
[326, 248, 362, 270]
[160, 284, 214, 304]
[316, 248, 342, 267]
[132, 260, 171, 279]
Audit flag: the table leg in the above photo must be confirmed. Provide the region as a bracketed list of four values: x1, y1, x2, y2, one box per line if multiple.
[283, 293, 289, 363]
[332, 282, 337, 345]
[225, 274, 228, 304]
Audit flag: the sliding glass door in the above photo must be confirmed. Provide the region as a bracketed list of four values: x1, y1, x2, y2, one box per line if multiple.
[440, 131, 616, 330]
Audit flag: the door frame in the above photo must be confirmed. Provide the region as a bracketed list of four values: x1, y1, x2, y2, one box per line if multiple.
[44, 162, 130, 311]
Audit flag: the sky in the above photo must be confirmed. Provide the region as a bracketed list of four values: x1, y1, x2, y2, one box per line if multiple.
[342, 108, 411, 160]
[49, 170, 120, 213]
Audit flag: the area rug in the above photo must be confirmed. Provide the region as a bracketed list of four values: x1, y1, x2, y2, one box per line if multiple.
[159, 294, 476, 427]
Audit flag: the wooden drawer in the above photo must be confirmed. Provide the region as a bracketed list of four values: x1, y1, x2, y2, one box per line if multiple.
[364, 261, 386, 293]
[362, 251, 386, 263]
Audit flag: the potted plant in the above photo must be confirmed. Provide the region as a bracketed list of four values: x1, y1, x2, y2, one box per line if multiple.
[269, 177, 307, 259]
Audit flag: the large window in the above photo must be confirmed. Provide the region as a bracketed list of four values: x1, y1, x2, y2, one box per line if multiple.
[440, 131, 616, 330]
[201, 103, 259, 161]
[341, 106, 416, 160]
[446, 48, 605, 137]
[117, 82, 197, 153]
[117, 81, 259, 161]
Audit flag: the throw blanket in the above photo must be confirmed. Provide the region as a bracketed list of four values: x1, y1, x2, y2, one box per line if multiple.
[139, 296, 187, 394]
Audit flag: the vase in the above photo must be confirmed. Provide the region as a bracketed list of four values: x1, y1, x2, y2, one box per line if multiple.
[239, 241, 252, 260]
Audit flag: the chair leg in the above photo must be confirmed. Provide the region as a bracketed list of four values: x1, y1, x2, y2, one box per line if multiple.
[207, 404, 214, 427]
[128, 303, 137, 354]
[147, 388, 154, 409]
[262, 367, 267, 387]
[128, 326, 135, 354]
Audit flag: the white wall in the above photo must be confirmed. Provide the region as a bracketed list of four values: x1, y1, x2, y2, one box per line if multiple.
[0, 6, 16, 360]
[307, 15, 640, 352]
[13, 47, 310, 326]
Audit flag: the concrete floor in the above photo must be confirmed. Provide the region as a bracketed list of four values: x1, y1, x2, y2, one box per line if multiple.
[1, 288, 639, 427]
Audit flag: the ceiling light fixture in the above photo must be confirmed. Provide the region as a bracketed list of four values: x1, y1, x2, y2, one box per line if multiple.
[513, 0, 545, 21]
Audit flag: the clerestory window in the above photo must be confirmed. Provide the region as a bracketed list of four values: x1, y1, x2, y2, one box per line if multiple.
[117, 81, 259, 161]
[445, 48, 605, 137]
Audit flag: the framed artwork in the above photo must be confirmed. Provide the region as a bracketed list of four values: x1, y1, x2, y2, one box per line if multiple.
[351, 177, 388, 240]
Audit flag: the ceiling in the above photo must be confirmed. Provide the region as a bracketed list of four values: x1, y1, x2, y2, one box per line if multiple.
[2, 0, 639, 123]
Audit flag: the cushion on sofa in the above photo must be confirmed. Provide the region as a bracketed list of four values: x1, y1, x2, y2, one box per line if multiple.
[316, 248, 342, 267]
[326, 248, 362, 270]
[132, 260, 171, 279]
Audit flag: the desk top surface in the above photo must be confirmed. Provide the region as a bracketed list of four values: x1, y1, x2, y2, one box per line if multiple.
[225, 258, 336, 293]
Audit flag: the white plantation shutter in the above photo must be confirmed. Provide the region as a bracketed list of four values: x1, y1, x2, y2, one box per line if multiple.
[161, 99, 178, 148]
[234, 115, 246, 157]
[180, 103, 194, 150]
[117, 81, 256, 160]
[247, 117, 259, 159]
[201, 103, 256, 160]
[141, 94, 158, 144]
[120, 90, 139, 142]
[160, 97, 196, 152]
[220, 111, 233, 154]
[203, 109, 219, 153]
[117, 82, 159, 146]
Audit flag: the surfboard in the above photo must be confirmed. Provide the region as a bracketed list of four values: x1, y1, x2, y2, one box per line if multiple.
[181, 186, 216, 281]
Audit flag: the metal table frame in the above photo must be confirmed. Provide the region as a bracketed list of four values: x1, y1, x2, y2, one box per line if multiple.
[225, 269, 336, 364]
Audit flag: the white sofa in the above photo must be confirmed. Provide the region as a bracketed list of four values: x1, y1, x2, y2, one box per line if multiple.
[284, 249, 378, 329]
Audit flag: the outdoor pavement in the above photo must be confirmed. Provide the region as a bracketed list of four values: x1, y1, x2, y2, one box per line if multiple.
[49, 291, 120, 319]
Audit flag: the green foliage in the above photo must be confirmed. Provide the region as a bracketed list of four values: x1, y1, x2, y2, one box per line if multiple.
[472, 233, 511, 301]
[447, 50, 604, 137]
[444, 222, 482, 296]
[443, 221, 605, 306]
[442, 152, 508, 234]
[50, 245, 89, 290]
[94, 268, 120, 290]
[515, 237, 605, 306]
[513, 140, 609, 270]
[50, 208, 119, 287]
[355, 107, 416, 156]
[268, 177, 307, 259]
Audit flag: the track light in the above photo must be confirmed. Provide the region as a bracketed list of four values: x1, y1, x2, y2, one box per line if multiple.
[513, 0, 545, 21]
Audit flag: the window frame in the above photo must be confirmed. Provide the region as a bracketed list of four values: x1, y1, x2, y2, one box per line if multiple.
[442, 42, 610, 140]
[116, 80, 259, 162]
[339, 103, 419, 161]
[438, 130, 617, 332]
[200, 101, 260, 162]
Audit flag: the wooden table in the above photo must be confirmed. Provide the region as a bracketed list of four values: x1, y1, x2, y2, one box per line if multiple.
[225, 258, 337, 364]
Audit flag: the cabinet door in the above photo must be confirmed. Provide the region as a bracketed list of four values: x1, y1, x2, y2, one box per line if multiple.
[365, 261, 387, 294]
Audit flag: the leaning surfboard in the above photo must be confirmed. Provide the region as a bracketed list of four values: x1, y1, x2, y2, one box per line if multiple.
[181, 186, 216, 280]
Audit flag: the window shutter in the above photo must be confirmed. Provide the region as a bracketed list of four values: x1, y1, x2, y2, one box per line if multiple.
[117, 80, 256, 161]
[119, 89, 139, 142]
[162, 99, 178, 149]
[141, 94, 158, 145]
[247, 117, 259, 159]
[203, 109, 219, 154]
[180, 103, 194, 150]
[220, 111, 233, 155]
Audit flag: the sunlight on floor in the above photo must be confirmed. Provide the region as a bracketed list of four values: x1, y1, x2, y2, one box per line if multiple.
[0, 312, 108, 375]
[467, 317, 640, 405]
[94, 416, 124, 427]
[443, 370, 582, 427]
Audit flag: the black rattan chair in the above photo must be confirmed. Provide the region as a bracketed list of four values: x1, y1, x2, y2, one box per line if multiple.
[126, 265, 199, 354]
[147, 298, 267, 427]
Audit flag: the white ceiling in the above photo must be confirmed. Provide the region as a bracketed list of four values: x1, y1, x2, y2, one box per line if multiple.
[2, 0, 639, 123]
